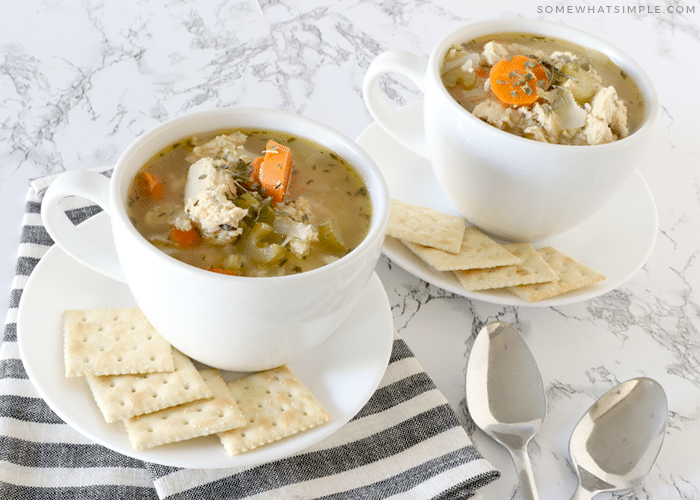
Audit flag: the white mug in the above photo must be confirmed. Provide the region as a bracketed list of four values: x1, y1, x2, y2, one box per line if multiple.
[363, 18, 659, 241]
[42, 107, 389, 372]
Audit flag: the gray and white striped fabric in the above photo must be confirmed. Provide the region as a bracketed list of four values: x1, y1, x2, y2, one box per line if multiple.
[0, 169, 499, 499]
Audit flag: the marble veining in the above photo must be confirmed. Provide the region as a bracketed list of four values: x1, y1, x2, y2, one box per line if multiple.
[2, 1, 699, 499]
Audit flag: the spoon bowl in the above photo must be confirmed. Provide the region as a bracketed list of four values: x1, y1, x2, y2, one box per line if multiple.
[568, 377, 668, 500]
[466, 321, 546, 500]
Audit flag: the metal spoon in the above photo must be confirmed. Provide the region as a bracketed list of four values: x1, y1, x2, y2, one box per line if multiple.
[466, 321, 546, 500]
[568, 377, 668, 500]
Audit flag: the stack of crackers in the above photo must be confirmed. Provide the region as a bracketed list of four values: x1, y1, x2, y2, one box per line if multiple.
[387, 199, 605, 302]
[63, 307, 331, 453]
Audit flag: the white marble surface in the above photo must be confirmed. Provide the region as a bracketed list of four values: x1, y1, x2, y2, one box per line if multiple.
[1, 1, 698, 499]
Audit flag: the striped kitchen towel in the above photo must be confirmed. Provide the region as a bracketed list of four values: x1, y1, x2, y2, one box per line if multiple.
[0, 169, 499, 499]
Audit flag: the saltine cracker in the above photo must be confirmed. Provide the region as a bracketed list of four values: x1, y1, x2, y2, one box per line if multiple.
[86, 349, 213, 423]
[123, 369, 246, 450]
[64, 307, 174, 377]
[508, 246, 606, 302]
[403, 226, 521, 271]
[218, 365, 331, 456]
[454, 242, 559, 291]
[387, 199, 466, 254]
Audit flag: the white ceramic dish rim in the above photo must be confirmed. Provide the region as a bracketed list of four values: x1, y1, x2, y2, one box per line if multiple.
[356, 102, 659, 307]
[17, 214, 395, 468]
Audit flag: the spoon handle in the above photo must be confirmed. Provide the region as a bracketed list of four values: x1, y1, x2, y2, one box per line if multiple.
[509, 447, 540, 500]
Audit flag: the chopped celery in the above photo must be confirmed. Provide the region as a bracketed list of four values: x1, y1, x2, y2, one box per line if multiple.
[318, 219, 345, 253]
[256, 203, 276, 225]
[244, 222, 287, 266]
[560, 62, 598, 104]
[442, 66, 477, 90]
[234, 191, 259, 210]
[222, 254, 245, 272]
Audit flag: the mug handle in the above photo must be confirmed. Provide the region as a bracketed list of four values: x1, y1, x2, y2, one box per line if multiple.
[363, 50, 430, 159]
[42, 170, 127, 283]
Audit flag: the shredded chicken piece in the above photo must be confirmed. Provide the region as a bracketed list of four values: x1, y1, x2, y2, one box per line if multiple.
[183, 157, 248, 244]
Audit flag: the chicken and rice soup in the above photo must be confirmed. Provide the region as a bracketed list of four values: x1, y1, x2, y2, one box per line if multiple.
[127, 129, 371, 277]
[441, 33, 645, 145]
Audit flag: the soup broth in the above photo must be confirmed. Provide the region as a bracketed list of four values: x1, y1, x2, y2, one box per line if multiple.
[127, 128, 371, 277]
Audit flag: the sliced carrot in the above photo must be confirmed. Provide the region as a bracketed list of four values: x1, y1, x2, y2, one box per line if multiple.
[250, 155, 264, 185]
[137, 171, 165, 200]
[258, 140, 293, 203]
[208, 267, 240, 276]
[489, 55, 547, 107]
[169, 226, 202, 248]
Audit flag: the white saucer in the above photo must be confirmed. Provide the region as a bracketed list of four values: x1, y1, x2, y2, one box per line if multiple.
[357, 102, 658, 307]
[17, 213, 394, 468]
